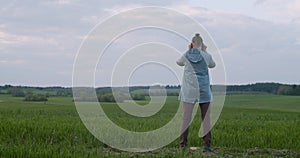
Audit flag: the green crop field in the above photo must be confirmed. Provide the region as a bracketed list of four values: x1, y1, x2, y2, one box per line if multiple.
[0, 94, 299, 157]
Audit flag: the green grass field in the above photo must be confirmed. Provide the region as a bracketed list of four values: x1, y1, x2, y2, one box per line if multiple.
[0, 94, 299, 157]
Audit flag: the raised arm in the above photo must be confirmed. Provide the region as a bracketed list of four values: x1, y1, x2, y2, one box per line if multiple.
[201, 51, 216, 68]
[207, 53, 216, 68]
[176, 55, 185, 66]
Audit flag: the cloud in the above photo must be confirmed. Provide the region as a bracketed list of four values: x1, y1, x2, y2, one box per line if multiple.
[166, 3, 300, 84]
[0, 30, 58, 46]
[57, 0, 72, 5]
[253, 0, 268, 6]
[253, 0, 300, 22]
[103, 4, 143, 15]
[90, 3, 300, 85]
[0, 59, 27, 65]
[286, 1, 300, 18]
[80, 15, 102, 25]
[1, 1, 300, 86]
[172, 4, 300, 52]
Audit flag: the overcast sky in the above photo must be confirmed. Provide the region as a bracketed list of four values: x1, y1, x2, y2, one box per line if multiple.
[1, 0, 300, 87]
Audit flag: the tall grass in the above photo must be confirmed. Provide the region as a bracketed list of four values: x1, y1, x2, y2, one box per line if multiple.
[0, 94, 299, 157]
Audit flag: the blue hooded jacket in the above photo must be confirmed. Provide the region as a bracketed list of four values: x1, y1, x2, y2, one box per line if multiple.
[178, 48, 212, 103]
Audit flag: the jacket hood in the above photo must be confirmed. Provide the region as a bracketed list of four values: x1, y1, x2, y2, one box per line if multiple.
[185, 48, 203, 63]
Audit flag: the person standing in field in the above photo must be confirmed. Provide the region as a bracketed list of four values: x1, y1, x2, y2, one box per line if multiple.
[176, 33, 216, 152]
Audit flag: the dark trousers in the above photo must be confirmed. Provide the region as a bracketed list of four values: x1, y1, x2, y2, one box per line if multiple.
[180, 102, 211, 147]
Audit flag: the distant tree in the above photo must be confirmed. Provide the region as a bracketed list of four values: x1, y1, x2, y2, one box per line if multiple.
[45, 92, 50, 97]
[4, 85, 13, 88]
[56, 90, 70, 96]
[8, 87, 25, 97]
[24, 94, 48, 102]
[149, 89, 165, 96]
[96, 87, 113, 95]
[97, 92, 146, 102]
[98, 93, 116, 102]
[277, 86, 290, 95]
[131, 93, 146, 100]
[295, 86, 300, 95]
[278, 85, 300, 96]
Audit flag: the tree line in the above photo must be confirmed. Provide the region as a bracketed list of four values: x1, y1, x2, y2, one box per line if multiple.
[226, 83, 300, 95]
[1, 83, 300, 103]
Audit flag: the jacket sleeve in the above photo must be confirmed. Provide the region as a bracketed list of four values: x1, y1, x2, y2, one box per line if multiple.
[206, 53, 216, 68]
[176, 55, 186, 66]
[202, 52, 216, 68]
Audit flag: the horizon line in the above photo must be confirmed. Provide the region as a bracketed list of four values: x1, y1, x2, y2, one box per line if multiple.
[1, 82, 299, 88]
